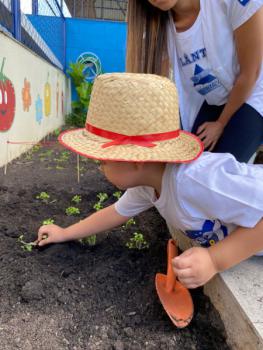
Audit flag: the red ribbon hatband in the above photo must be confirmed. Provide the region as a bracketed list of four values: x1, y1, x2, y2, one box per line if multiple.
[86, 123, 180, 148]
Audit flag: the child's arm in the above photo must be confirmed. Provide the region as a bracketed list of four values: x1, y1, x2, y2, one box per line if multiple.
[172, 218, 263, 288]
[37, 204, 130, 246]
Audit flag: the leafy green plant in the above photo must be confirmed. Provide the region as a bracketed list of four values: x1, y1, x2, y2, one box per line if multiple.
[36, 192, 50, 203]
[42, 218, 54, 225]
[72, 195, 82, 204]
[113, 191, 122, 200]
[18, 235, 36, 252]
[93, 192, 108, 211]
[97, 192, 108, 202]
[54, 151, 70, 163]
[66, 62, 94, 127]
[126, 232, 149, 250]
[53, 128, 61, 137]
[18, 234, 48, 252]
[80, 235, 96, 246]
[123, 218, 136, 229]
[65, 206, 80, 216]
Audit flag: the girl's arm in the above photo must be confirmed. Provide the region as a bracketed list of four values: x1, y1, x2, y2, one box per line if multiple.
[172, 218, 263, 288]
[197, 8, 263, 150]
[38, 204, 130, 246]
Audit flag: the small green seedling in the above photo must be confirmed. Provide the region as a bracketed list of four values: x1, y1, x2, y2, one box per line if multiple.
[55, 165, 64, 170]
[93, 192, 108, 211]
[55, 151, 70, 163]
[18, 234, 48, 252]
[72, 195, 82, 204]
[36, 192, 50, 203]
[42, 218, 54, 225]
[18, 235, 35, 252]
[80, 235, 96, 246]
[97, 192, 108, 202]
[93, 202, 103, 211]
[126, 232, 149, 250]
[65, 206, 80, 216]
[123, 218, 136, 228]
[113, 191, 122, 200]
[53, 128, 61, 137]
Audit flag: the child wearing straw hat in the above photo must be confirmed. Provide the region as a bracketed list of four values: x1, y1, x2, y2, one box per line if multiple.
[37, 73, 263, 289]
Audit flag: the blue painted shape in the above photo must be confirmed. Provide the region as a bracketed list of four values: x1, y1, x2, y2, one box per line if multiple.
[237, 0, 250, 6]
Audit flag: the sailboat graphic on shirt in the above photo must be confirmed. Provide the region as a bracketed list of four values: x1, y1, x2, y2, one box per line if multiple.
[191, 64, 222, 95]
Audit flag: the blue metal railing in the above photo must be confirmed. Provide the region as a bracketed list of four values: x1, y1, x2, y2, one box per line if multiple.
[0, 0, 65, 70]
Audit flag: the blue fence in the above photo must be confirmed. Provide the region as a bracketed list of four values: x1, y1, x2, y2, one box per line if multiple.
[0, 0, 127, 74]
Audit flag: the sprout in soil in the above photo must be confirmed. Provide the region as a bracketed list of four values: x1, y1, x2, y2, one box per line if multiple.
[79, 235, 96, 246]
[113, 191, 122, 200]
[93, 192, 108, 211]
[126, 232, 149, 250]
[72, 195, 82, 204]
[123, 218, 136, 229]
[36, 191, 50, 203]
[65, 206, 80, 216]
[42, 218, 54, 225]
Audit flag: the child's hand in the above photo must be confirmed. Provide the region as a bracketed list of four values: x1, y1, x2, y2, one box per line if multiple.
[37, 224, 66, 246]
[172, 247, 218, 289]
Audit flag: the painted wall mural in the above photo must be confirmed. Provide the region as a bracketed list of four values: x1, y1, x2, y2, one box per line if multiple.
[44, 73, 51, 117]
[22, 78, 32, 112]
[35, 94, 43, 124]
[0, 57, 16, 132]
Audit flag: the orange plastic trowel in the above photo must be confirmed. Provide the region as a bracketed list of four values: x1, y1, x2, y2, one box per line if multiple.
[155, 239, 194, 328]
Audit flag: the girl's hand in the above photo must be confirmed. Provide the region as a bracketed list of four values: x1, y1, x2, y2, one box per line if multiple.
[37, 224, 66, 246]
[172, 247, 218, 289]
[197, 121, 224, 151]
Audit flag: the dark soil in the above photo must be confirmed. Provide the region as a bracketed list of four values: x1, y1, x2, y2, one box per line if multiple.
[0, 136, 237, 350]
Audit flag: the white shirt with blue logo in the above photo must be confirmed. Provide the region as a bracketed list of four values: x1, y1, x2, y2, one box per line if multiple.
[115, 152, 263, 249]
[174, 12, 228, 105]
[167, 0, 263, 131]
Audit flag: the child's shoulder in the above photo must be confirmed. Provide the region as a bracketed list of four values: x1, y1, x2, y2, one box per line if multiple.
[177, 152, 243, 180]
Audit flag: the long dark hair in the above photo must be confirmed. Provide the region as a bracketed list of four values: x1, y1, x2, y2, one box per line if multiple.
[126, 0, 170, 76]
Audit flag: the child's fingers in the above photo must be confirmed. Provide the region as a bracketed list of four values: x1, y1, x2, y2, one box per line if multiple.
[38, 235, 51, 246]
[174, 267, 194, 280]
[172, 249, 194, 270]
[37, 225, 52, 242]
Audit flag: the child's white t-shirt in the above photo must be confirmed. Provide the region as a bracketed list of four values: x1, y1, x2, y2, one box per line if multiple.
[115, 152, 263, 247]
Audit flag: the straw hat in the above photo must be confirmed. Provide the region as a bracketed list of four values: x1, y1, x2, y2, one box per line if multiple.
[59, 73, 203, 163]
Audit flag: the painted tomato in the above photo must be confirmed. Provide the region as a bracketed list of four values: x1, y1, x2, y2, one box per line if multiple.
[0, 58, 15, 131]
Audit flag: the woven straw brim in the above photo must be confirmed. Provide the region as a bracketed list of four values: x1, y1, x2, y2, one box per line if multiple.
[59, 128, 203, 163]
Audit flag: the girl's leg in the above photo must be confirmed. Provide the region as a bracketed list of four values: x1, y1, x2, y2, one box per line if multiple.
[213, 104, 263, 163]
[191, 102, 263, 162]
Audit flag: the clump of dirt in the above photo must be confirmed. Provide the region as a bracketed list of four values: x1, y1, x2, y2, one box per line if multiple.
[0, 139, 231, 350]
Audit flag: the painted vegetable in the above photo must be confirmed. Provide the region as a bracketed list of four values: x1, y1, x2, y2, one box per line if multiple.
[0, 57, 15, 131]
[22, 78, 31, 112]
[44, 72, 51, 116]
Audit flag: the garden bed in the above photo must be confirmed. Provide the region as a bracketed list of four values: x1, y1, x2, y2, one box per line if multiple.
[0, 136, 234, 350]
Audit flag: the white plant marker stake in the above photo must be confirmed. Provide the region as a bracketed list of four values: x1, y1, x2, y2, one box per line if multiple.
[4, 141, 9, 175]
[77, 154, 80, 183]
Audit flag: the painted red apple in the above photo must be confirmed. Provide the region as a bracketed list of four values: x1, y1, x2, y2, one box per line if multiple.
[0, 58, 15, 131]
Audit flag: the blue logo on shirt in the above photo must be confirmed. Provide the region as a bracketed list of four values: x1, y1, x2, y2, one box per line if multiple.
[191, 64, 222, 95]
[185, 220, 228, 247]
[237, 0, 250, 6]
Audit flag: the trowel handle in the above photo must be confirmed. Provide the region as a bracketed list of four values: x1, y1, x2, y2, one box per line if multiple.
[166, 239, 178, 293]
